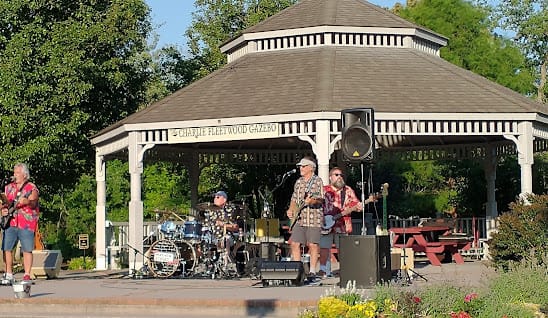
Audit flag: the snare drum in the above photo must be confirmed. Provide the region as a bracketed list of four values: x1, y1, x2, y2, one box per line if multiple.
[183, 221, 203, 240]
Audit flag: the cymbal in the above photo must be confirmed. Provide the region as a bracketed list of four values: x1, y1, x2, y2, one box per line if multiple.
[195, 202, 222, 211]
[154, 209, 182, 214]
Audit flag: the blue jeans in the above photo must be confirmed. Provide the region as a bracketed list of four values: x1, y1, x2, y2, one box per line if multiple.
[2, 227, 35, 252]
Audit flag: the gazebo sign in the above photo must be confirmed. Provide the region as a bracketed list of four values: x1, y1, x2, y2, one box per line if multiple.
[168, 123, 279, 143]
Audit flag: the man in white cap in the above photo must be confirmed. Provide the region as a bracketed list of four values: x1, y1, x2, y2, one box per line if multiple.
[286, 156, 324, 285]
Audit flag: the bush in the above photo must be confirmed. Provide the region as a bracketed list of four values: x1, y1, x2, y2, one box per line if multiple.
[67, 256, 96, 270]
[489, 193, 548, 270]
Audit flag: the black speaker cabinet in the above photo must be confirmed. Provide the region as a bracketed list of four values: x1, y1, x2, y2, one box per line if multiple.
[339, 235, 391, 288]
[31, 250, 63, 279]
[260, 261, 305, 286]
[341, 108, 375, 162]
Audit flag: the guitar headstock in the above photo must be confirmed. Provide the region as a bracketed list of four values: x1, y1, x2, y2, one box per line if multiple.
[0, 193, 7, 206]
[381, 183, 389, 197]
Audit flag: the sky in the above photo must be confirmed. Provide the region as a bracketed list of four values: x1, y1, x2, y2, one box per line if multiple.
[145, 0, 401, 52]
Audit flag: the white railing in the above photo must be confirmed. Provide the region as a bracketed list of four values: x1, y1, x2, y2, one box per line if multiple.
[106, 217, 489, 269]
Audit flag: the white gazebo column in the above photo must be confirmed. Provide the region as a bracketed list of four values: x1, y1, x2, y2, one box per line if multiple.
[482, 145, 498, 260]
[504, 121, 535, 198]
[95, 154, 107, 270]
[127, 132, 154, 274]
[299, 120, 339, 185]
[517, 122, 534, 196]
[315, 120, 332, 185]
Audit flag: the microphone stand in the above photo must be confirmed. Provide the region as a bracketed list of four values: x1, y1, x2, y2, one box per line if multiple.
[360, 163, 367, 235]
[126, 243, 151, 279]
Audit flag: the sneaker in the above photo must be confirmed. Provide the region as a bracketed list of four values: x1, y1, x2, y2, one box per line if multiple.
[305, 273, 322, 286]
[317, 270, 327, 279]
[1, 273, 14, 286]
[23, 274, 31, 283]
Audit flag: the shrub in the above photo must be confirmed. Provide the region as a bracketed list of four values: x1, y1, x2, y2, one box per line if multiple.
[67, 256, 96, 270]
[489, 193, 548, 270]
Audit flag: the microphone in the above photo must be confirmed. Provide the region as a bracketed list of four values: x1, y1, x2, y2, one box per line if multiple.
[284, 169, 297, 177]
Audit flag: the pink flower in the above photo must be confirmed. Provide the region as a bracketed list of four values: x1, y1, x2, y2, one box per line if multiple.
[412, 296, 421, 303]
[464, 293, 478, 302]
[450, 311, 471, 318]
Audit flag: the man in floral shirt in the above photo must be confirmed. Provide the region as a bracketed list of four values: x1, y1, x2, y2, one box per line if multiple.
[286, 156, 324, 284]
[1, 163, 40, 284]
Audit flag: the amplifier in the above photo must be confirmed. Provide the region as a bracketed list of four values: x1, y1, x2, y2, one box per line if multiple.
[260, 261, 305, 286]
[339, 235, 392, 288]
[31, 250, 62, 279]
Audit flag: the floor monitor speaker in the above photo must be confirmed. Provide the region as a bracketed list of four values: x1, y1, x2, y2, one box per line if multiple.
[339, 235, 391, 288]
[31, 250, 62, 279]
[260, 261, 305, 286]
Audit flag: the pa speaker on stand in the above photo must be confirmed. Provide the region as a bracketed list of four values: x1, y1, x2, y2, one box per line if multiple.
[341, 108, 375, 163]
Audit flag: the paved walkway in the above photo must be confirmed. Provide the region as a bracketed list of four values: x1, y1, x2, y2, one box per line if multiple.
[0, 259, 497, 317]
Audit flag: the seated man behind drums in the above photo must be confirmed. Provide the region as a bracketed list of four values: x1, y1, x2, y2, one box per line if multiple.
[204, 191, 239, 264]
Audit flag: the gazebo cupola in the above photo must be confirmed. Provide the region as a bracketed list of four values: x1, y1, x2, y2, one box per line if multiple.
[221, 0, 448, 63]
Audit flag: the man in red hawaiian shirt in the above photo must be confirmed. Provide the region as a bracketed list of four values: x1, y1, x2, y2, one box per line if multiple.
[319, 167, 375, 278]
[1, 163, 40, 284]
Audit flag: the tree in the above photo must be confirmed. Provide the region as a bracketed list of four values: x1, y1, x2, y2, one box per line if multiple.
[495, 0, 548, 103]
[0, 0, 153, 213]
[154, 45, 201, 93]
[185, 0, 297, 77]
[395, 0, 536, 96]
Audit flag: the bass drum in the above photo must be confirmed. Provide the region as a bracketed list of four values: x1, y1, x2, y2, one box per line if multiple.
[147, 239, 197, 278]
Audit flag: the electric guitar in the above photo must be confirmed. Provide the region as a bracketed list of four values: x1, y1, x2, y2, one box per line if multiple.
[289, 193, 309, 232]
[0, 195, 20, 230]
[0, 183, 31, 230]
[321, 192, 381, 233]
[289, 190, 323, 231]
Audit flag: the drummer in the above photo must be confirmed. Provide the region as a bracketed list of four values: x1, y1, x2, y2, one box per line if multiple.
[204, 191, 239, 261]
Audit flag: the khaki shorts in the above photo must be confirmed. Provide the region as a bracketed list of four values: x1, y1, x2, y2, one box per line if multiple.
[319, 233, 347, 249]
[289, 225, 321, 245]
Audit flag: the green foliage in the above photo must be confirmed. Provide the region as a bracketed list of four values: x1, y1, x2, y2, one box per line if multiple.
[486, 255, 548, 312]
[152, 45, 201, 93]
[142, 162, 190, 218]
[495, 0, 548, 103]
[397, 0, 536, 96]
[185, 0, 297, 77]
[0, 0, 153, 224]
[67, 256, 96, 270]
[489, 194, 548, 270]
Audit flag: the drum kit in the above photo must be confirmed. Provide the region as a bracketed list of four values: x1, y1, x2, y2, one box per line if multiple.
[145, 203, 260, 279]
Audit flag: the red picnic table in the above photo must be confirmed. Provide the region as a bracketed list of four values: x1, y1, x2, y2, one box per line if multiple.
[390, 226, 472, 266]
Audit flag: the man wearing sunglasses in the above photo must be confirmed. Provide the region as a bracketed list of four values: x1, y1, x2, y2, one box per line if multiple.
[319, 167, 374, 278]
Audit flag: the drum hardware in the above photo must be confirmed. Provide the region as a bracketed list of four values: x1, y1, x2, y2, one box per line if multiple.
[125, 242, 152, 279]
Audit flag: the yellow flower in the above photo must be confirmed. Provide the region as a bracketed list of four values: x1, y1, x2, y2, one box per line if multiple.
[318, 296, 349, 318]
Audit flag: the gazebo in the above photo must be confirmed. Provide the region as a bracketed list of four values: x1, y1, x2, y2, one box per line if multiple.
[91, 0, 548, 271]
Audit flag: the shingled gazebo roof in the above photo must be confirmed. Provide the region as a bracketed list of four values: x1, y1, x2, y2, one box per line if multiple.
[97, 0, 545, 139]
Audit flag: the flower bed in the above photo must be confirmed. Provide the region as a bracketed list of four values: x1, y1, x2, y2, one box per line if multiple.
[299, 257, 547, 318]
